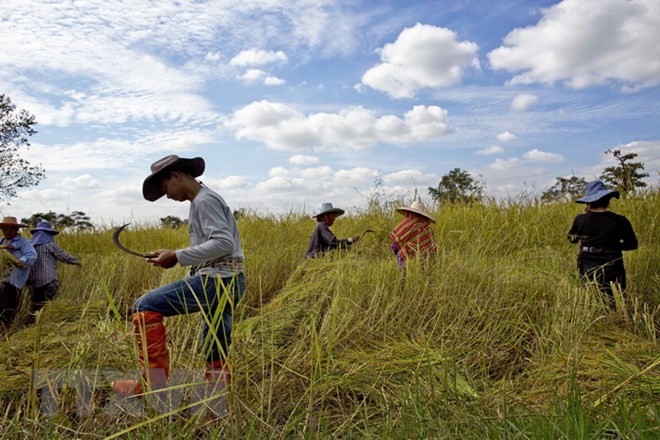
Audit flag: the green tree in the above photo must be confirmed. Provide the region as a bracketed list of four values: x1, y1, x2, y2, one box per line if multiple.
[600, 149, 649, 194]
[160, 215, 185, 229]
[428, 168, 484, 203]
[21, 210, 93, 231]
[0, 94, 45, 201]
[541, 175, 587, 203]
[22, 211, 58, 228]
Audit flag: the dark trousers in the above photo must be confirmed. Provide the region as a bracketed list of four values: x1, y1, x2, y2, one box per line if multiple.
[31, 280, 61, 312]
[0, 282, 20, 326]
[578, 253, 626, 308]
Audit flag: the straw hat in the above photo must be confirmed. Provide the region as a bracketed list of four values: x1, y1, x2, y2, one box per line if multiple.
[396, 200, 435, 223]
[313, 202, 345, 218]
[575, 180, 620, 204]
[142, 155, 205, 201]
[0, 216, 28, 228]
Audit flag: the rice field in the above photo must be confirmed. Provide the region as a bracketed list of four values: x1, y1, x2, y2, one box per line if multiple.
[0, 191, 658, 439]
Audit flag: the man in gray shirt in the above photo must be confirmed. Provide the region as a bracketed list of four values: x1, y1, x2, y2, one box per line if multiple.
[112, 155, 245, 407]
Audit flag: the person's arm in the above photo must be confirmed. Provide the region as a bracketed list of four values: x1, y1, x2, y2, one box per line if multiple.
[18, 238, 37, 266]
[50, 243, 81, 266]
[618, 216, 638, 251]
[176, 197, 236, 266]
[567, 215, 583, 243]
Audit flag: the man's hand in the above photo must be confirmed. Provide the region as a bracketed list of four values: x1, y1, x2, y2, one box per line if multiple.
[147, 249, 178, 269]
[0, 244, 14, 250]
[14, 260, 28, 269]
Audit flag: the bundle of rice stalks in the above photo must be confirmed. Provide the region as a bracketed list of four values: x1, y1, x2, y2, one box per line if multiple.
[512, 325, 659, 408]
[0, 250, 21, 280]
[0, 300, 108, 398]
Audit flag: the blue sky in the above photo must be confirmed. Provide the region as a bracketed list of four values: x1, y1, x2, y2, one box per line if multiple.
[2, 0, 659, 225]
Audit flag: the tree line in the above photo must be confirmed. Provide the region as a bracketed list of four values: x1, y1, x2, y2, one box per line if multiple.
[427, 149, 649, 204]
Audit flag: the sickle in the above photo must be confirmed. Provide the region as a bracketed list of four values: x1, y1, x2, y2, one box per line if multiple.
[112, 224, 157, 258]
[360, 229, 374, 239]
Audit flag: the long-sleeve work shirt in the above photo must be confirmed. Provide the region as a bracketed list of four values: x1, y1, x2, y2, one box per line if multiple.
[1, 235, 37, 288]
[28, 242, 80, 288]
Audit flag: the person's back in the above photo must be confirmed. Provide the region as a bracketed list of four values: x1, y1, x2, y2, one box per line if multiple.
[28, 221, 80, 312]
[568, 180, 638, 308]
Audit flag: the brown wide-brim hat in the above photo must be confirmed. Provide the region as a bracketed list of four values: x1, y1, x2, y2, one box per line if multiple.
[142, 155, 205, 201]
[396, 200, 436, 223]
[0, 216, 29, 228]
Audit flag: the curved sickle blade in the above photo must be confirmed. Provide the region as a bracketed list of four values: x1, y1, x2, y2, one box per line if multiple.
[360, 228, 374, 239]
[112, 223, 155, 258]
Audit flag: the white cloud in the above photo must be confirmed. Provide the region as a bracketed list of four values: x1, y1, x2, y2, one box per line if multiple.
[264, 76, 286, 86]
[230, 49, 288, 67]
[361, 23, 480, 98]
[269, 167, 289, 177]
[496, 131, 517, 142]
[489, 157, 521, 171]
[511, 93, 539, 112]
[334, 167, 377, 183]
[289, 155, 320, 165]
[58, 174, 101, 190]
[488, 0, 660, 90]
[522, 149, 564, 162]
[214, 175, 248, 189]
[227, 101, 453, 152]
[238, 69, 267, 81]
[383, 169, 437, 184]
[476, 146, 504, 155]
[300, 166, 333, 179]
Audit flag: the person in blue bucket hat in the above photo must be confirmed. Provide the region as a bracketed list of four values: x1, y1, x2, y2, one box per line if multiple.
[27, 220, 81, 312]
[567, 180, 638, 308]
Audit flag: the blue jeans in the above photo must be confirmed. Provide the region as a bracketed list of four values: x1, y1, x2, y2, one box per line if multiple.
[133, 272, 245, 363]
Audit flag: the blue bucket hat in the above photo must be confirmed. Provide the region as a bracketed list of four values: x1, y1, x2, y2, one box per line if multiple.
[575, 180, 620, 204]
[31, 220, 60, 235]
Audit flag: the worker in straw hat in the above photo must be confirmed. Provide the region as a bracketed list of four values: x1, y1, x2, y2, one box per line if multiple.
[568, 180, 637, 308]
[389, 200, 436, 266]
[305, 202, 360, 258]
[0, 216, 37, 330]
[27, 220, 81, 313]
[111, 154, 245, 414]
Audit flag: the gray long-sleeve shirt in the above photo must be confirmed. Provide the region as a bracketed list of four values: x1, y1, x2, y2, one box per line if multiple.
[175, 186, 244, 277]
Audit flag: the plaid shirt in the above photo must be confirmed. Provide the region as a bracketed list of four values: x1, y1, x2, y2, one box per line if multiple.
[27, 242, 79, 288]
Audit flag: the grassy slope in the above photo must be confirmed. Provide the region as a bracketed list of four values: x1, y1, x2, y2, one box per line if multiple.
[0, 193, 658, 439]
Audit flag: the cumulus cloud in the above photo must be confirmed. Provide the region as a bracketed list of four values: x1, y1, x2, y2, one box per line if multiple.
[334, 167, 377, 183]
[476, 146, 504, 155]
[214, 175, 248, 189]
[488, 0, 660, 90]
[269, 167, 289, 177]
[511, 93, 539, 112]
[227, 100, 454, 152]
[299, 166, 333, 179]
[58, 174, 101, 189]
[496, 131, 517, 142]
[361, 23, 480, 98]
[383, 169, 437, 184]
[230, 49, 288, 67]
[238, 69, 266, 82]
[264, 76, 285, 85]
[522, 149, 564, 162]
[289, 155, 320, 165]
[489, 157, 521, 170]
